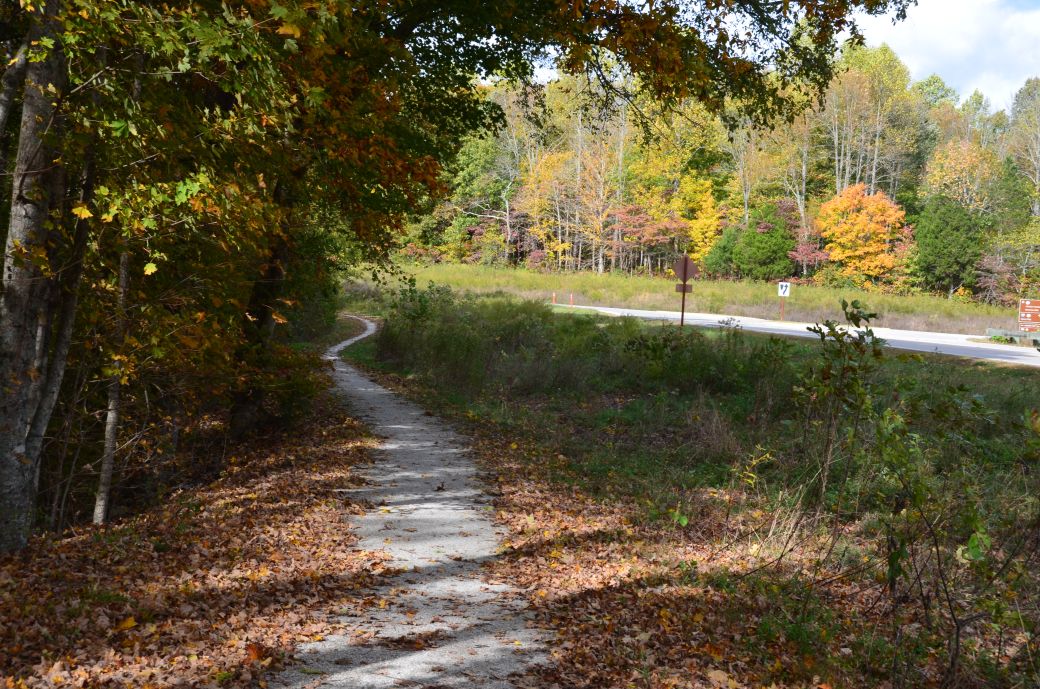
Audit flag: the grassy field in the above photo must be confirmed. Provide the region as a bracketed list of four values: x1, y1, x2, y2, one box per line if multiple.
[395, 262, 1018, 334]
[340, 285, 1040, 688]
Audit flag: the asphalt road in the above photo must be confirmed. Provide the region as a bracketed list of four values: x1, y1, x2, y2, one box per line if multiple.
[561, 304, 1040, 369]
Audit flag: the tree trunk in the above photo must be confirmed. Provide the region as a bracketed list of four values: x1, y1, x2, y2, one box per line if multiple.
[503, 194, 511, 264]
[26, 153, 96, 491]
[228, 241, 288, 438]
[869, 104, 882, 194]
[0, 2, 68, 553]
[92, 252, 129, 525]
[0, 41, 28, 155]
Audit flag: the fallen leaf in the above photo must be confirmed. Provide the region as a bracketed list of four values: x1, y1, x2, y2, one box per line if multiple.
[115, 616, 137, 632]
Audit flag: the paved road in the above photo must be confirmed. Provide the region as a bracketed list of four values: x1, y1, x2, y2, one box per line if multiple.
[561, 305, 1040, 369]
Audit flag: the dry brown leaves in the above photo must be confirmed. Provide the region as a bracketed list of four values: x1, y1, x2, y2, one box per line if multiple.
[468, 431, 902, 689]
[0, 394, 386, 689]
[302, 367, 973, 688]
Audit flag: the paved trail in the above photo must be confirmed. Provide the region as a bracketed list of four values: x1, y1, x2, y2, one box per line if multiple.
[275, 318, 545, 689]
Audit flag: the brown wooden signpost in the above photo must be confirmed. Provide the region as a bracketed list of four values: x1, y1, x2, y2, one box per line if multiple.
[1020, 299, 1040, 332]
[673, 254, 697, 327]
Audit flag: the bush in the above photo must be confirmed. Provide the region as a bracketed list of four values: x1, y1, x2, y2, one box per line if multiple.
[377, 285, 797, 405]
[377, 285, 556, 392]
[371, 288, 1040, 687]
[731, 205, 796, 280]
[703, 226, 739, 276]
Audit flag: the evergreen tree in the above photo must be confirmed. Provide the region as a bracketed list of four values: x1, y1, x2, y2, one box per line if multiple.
[914, 197, 983, 295]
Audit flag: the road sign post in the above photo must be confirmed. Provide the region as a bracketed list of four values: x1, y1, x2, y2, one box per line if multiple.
[1020, 299, 1040, 332]
[777, 281, 791, 321]
[673, 254, 698, 328]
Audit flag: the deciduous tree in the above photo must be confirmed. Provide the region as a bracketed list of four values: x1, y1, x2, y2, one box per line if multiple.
[817, 183, 909, 282]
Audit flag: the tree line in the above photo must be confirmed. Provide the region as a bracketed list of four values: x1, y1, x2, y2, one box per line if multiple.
[409, 45, 1040, 303]
[0, 1, 914, 552]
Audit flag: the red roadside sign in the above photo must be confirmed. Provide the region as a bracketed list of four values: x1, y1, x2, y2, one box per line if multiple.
[673, 255, 698, 283]
[1020, 299, 1040, 332]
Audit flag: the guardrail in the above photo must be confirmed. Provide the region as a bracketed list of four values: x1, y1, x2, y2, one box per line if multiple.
[986, 328, 1040, 351]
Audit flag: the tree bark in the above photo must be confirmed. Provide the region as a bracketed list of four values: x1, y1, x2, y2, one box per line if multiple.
[93, 251, 128, 525]
[27, 148, 95, 490]
[0, 1, 68, 553]
[0, 41, 28, 145]
[228, 240, 288, 438]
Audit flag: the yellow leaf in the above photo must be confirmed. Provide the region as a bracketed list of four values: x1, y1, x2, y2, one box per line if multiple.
[143, 262, 157, 276]
[277, 23, 302, 38]
[115, 616, 137, 631]
[71, 205, 93, 219]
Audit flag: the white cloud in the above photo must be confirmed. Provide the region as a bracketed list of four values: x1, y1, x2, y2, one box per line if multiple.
[857, 0, 1040, 111]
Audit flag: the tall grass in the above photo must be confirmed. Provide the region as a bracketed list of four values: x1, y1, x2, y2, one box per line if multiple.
[359, 287, 1040, 686]
[399, 262, 1017, 334]
[366, 285, 1040, 504]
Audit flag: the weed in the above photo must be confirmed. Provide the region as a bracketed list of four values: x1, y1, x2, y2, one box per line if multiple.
[364, 286, 1040, 687]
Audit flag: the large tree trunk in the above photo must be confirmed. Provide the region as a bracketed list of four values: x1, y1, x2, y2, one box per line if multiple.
[0, 2, 68, 553]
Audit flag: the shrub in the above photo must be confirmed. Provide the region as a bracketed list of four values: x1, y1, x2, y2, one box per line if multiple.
[732, 204, 796, 280]
[703, 226, 739, 276]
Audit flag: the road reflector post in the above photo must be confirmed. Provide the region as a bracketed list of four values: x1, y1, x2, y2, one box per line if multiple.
[569, 293, 574, 306]
[777, 281, 791, 321]
[552, 292, 557, 305]
[673, 254, 698, 328]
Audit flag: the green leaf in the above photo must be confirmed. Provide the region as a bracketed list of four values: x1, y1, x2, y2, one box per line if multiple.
[965, 531, 991, 561]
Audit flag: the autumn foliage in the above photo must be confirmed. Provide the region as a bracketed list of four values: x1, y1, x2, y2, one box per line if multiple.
[816, 184, 911, 283]
[0, 0, 926, 555]
[0, 397, 382, 688]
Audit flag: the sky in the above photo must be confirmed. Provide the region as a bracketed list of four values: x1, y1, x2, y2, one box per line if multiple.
[857, 0, 1040, 111]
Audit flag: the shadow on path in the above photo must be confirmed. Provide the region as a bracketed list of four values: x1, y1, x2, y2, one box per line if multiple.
[274, 317, 547, 689]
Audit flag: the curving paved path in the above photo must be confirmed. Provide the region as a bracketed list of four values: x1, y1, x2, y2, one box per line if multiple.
[275, 317, 545, 689]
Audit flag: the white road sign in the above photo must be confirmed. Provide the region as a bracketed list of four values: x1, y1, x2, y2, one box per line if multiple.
[777, 281, 791, 298]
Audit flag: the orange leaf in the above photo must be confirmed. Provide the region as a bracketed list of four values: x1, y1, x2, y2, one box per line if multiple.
[246, 642, 266, 663]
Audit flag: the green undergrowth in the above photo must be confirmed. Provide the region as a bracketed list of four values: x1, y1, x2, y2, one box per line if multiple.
[343, 285, 1038, 510]
[341, 283, 1040, 686]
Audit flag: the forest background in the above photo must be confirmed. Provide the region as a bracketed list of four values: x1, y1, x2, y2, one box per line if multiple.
[405, 45, 1040, 305]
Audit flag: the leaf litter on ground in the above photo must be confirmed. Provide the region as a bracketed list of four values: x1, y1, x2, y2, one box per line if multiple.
[0, 393, 387, 689]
